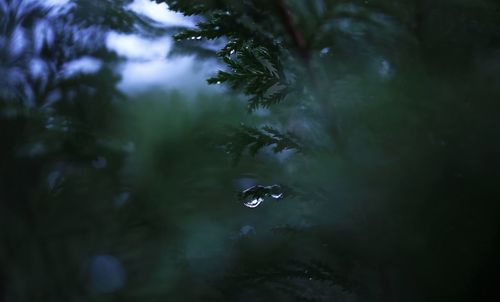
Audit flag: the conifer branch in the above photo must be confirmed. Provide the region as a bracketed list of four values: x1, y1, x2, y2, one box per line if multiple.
[275, 0, 310, 63]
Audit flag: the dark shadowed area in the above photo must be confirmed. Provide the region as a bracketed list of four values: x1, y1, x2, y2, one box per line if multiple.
[1, 0, 499, 301]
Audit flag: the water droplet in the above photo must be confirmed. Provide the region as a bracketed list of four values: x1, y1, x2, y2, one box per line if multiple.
[244, 197, 264, 208]
[239, 184, 284, 208]
[271, 193, 283, 199]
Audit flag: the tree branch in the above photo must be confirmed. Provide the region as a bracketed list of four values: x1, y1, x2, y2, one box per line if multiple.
[275, 0, 310, 63]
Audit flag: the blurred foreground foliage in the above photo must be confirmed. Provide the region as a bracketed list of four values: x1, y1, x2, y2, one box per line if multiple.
[1, 0, 500, 301]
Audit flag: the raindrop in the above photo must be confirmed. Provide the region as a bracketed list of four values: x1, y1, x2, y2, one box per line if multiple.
[239, 184, 284, 208]
[244, 197, 264, 208]
[271, 193, 283, 199]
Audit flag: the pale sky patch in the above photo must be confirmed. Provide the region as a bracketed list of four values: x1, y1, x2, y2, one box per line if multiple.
[106, 32, 172, 60]
[117, 56, 218, 96]
[41, 0, 218, 96]
[127, 0, 195, 28]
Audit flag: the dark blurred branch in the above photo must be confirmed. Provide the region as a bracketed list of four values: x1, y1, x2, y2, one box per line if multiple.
[275, 0, 310, 63]
[275, 0, 344, 152]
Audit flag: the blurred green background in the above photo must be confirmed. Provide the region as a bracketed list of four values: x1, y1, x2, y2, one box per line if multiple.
[1, 0, 499, 301]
